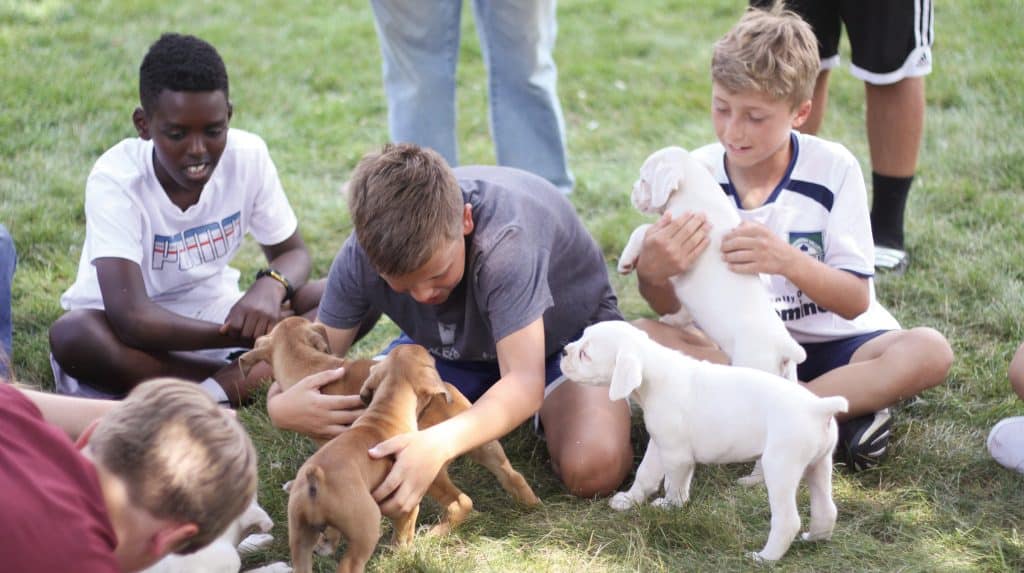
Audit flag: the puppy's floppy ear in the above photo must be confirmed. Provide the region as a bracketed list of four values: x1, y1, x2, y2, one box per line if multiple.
[608, 348, 643, 401]
[425, 367, 452, 405]
[649, 160, 686, 209]
[237, 335, 272, 378]
[358, 363, 386, 405]
[309, 323, 332, 354]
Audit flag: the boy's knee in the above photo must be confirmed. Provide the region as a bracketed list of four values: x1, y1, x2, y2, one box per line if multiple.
[554, 440, 632, 498]
[908, 327, 954, 389]
[49, 310, 103, 360]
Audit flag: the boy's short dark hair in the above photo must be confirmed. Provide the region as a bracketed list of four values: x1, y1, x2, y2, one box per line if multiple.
[347, 143, 464, 276]
[139, 33, 229, 115]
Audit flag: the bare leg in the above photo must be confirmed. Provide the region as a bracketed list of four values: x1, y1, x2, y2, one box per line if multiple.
[631, 318, 728, 364]
[540, 380, 632, 498]
[866, 77, 925, 178]
[801, 69, 832, 135]
[49, 309, 222, 393]
[803, 327, 952, 419]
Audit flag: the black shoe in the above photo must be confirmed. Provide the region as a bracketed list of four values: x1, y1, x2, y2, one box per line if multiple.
[837, 409, 892, 472]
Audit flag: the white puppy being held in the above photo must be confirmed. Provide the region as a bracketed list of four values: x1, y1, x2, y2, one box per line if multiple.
[618, 145, 805, 380]
[141, 497, 291, 573]
[561, 321, 847, 562]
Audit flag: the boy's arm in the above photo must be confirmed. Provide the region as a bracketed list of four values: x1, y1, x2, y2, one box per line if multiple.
[368, 318, 546, 517]
[721, 221, 870, 319]
[221, 230, 312, 340]
[265, 322, 365, 440]
[96, 258, 249, 350]
[17, 386, 118, 441]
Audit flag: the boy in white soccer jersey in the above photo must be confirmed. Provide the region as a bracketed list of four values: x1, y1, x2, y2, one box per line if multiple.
[49, 33, 372, 405]
[635, 5, 953, 470]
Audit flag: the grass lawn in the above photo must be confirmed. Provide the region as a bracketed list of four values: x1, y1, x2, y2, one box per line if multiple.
[2, 0, 1022, 571]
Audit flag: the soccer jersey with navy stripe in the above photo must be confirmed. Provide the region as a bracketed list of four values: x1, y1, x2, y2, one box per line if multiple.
[693, 131, 900, 343]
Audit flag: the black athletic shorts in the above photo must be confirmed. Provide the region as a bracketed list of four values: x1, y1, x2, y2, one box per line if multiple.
[750, 0, 933, 84]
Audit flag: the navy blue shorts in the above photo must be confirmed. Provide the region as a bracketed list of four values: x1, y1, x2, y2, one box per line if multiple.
[378, 333, 568, 403]
[797, 330, 890, 382]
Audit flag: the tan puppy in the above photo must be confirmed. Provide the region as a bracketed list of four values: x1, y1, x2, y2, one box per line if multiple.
[288, 345, 450, 572]
[239, 317, 539, 526]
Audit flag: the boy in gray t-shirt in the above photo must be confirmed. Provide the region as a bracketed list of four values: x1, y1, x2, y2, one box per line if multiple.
[267, 143, 631, 505]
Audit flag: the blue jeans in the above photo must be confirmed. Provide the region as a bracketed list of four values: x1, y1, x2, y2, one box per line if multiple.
[370, 0, 574, 193]
[0, 224, 16, 377]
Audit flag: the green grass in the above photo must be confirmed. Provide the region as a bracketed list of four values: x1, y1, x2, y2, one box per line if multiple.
[3, 0, 1023, 571]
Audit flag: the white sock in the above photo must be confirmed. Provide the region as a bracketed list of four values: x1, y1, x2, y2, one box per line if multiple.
[199, 378, 231, 405]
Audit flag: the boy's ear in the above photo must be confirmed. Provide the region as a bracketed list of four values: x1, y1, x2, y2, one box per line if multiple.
[461, 203, 474, 236]
[227, 100, 234, 122]
[133, 107, 151, 140]
[151, 522, 199, 558]
[792, 99, 813, 129]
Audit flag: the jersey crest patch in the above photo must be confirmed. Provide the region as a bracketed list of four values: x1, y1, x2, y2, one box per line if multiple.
[789, 231, 824, 262]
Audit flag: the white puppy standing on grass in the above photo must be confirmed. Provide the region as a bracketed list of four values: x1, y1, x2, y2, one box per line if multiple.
[142, 497, 291, 573]
[561, 321, 847, 562]
[618, 145, 805, 380]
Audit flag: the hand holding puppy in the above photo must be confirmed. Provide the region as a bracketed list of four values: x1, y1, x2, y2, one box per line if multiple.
[267, 368, 365, 441]
[721, 220, 797, 276]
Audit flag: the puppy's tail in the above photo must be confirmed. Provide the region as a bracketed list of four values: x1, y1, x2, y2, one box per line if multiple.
[812, 396, 849, 418]
[302, 465, 326, 501]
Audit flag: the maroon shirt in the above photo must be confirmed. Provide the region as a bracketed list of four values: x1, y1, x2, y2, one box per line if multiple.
[0, 383, 119, 573]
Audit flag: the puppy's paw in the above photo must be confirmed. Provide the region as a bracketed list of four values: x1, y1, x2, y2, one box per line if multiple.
[281, 480, 293, 492]
[651, 496, 684, 509]
[314, 530, 340, 556]
[737, 474, 765, 487]
[800, 529, 833, 542]
[237, 533, 274, 556]
[608, 492, 637, 511]
[748, 551, 768, 564]
[617, 260, 637, 275]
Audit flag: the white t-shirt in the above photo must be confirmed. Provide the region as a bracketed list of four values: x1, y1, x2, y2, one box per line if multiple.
[60, 128, 298, 311]
[693, 131, 900, 343]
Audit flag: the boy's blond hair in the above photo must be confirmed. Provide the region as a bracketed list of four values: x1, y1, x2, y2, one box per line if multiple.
[711, 2, 819, 108]
[347, 143, 464, 276]
[88, 378, 257, 554]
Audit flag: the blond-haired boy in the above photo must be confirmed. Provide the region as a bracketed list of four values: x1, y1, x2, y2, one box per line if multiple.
[268, 143, 632, 505]
[636, 5, 953, 471]
[0, 378, 257, 571]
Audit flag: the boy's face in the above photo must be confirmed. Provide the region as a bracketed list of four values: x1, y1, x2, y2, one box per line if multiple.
[133, 89, 232, 196]
[381, 204, 474, 305]
[710, 83, 810, 171]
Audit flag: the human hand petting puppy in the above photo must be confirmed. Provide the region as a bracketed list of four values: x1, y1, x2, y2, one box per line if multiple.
[266, 367, 365, 441]
[368, 426, 455, 518]
[220, 280, 289, 341]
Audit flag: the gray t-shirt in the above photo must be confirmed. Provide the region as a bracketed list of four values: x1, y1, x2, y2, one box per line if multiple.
[319, 165, 621, 362]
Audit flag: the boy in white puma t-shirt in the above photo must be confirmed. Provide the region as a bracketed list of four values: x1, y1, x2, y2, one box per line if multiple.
[50, 33, 369, 405]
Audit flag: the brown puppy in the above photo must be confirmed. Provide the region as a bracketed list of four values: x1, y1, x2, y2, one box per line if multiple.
[239, 316, 539, 507]
[238, 316, 374, 416]
[288, 345, 451, 573]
